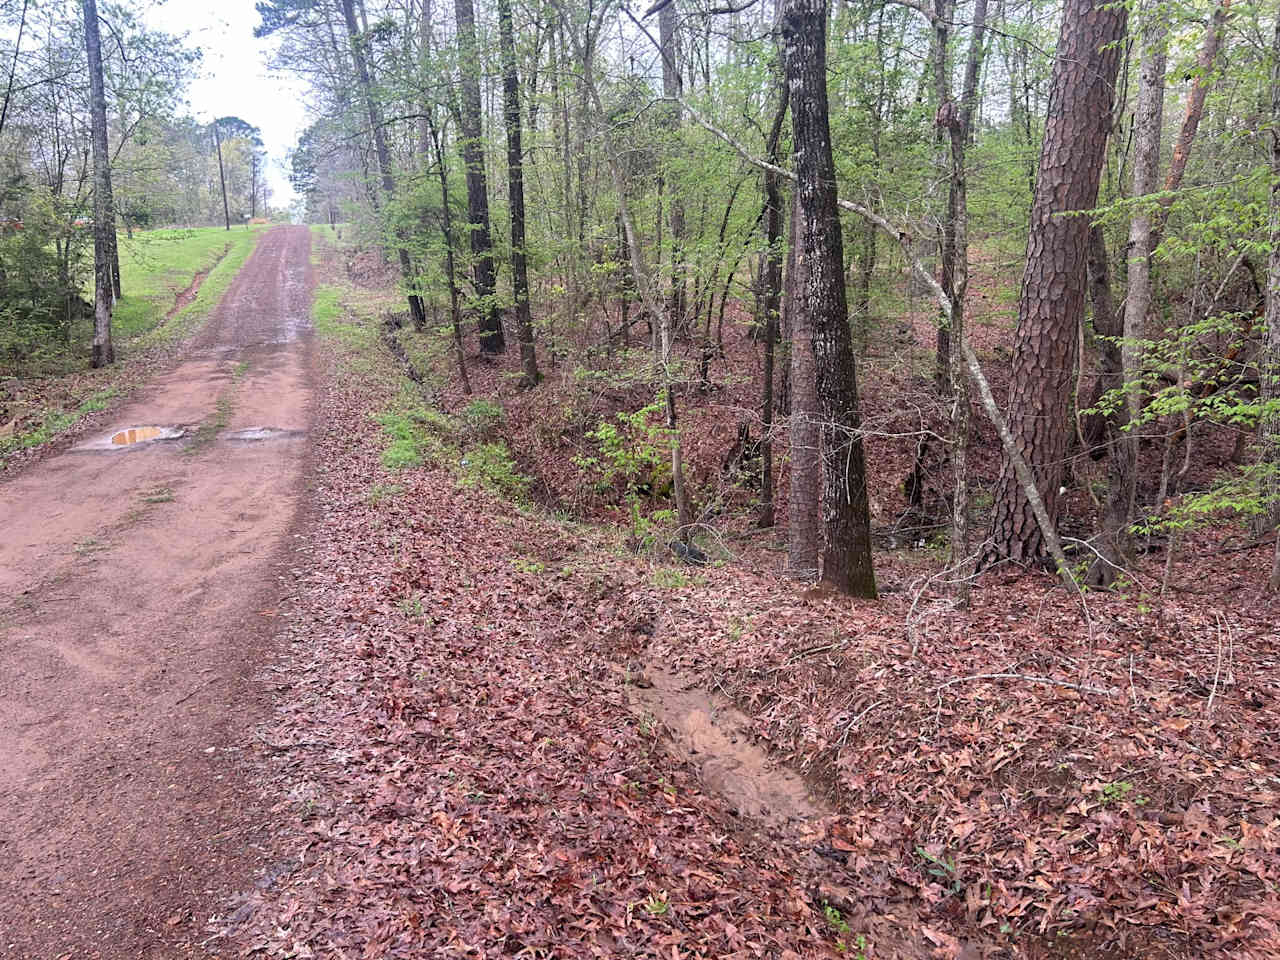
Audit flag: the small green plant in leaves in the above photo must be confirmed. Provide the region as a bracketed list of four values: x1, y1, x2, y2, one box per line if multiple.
[576, 397, 678, 548]
[398, 594, 425, 619]
[366, 482, 404, 505]
[651, 566, 695, 589]
[642, 893, 669, 917]
[822, 903, 866, 956]
[377, 405, 451, 471]
[1099, 780, 1148, 806]
[915, 846, 963, 896]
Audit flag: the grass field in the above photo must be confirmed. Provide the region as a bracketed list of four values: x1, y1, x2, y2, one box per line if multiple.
[115, 224, 265, 341]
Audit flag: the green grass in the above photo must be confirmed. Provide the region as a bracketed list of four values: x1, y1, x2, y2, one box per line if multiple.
[131, 226, 265, 347]
[115, 225, 263, 341]
[376, 405, 454, 471]
[310, 222, 352, 259]
[0, 386, 117, 464]
[186, 392, 234, 454]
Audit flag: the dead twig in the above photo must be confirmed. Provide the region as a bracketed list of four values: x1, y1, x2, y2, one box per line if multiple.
[935, 673, 1114, 697]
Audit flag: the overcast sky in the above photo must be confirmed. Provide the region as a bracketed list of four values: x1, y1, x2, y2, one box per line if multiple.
[143, 1, 310, 209]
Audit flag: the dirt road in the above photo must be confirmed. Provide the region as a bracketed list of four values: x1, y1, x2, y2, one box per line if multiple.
[0, 225, 314, 958]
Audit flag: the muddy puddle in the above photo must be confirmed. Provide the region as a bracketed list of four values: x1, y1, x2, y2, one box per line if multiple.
[77, 425, 186, 451]
[624, 664, 829, 830]
[222, 427, 303, 442]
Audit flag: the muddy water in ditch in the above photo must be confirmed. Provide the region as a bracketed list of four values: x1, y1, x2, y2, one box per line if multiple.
[627, 665, 829, 829]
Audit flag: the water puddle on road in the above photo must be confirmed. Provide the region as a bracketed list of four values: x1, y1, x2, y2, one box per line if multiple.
[222, 427, 302, 442]
[77, 426, 186, 451]
[624, 664, 828, 830]
[112, 426, 176, 445]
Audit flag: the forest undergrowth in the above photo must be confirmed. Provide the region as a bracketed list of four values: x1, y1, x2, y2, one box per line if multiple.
[231, 233, 1280, 958]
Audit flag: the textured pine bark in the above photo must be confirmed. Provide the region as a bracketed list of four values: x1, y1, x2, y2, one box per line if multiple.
[782, 0, 876, 598]
[84, 0, 114, 368]
[455, 0, 505, 354]
[498, 0, 539, 386]
[984, 0, 1126, 566]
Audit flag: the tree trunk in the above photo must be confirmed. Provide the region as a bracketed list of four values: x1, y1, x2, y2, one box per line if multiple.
[1095, 10, 1166, 582]
[782, 0, 876, 598]
[339, 0, 426, 328]
[784, 192, 819, 577]
[660, 0, 687, 338]
[1123, 10, 1167, 421]
[759, 81, 788, 529]
[426, 116, 472, 395]
[1260, 0, 1280, 589]
[938, 0, 988, 603]
[455, 0, 504, 353]
[109, 226, 121, 300]
[1084, 224, 1132, 585]
[932, 0, 955, 394]
[84, 0, 114, 368]
[1160, 0, 1231, 209]
[855, 221, 874, 351]
[983, 0, 1127, 567]
[497, 0, 539, 386]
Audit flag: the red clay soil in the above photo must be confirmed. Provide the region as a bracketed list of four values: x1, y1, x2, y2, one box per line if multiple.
[0, 225, 314, 959]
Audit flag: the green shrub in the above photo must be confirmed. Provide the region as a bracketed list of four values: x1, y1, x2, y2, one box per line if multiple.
[460, 441, 529, 498]
[0, 191, 92, 373]
[461, 397, 504, 439]
[576, 396, 677, 547]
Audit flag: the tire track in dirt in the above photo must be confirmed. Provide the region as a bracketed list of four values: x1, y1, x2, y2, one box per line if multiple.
[0, 225, 315, 959]
[161, 243, 229, 327]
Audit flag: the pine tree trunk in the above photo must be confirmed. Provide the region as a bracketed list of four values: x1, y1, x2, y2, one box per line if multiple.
[983, 0, 1127, 566]
[454, 0, 504, 353]
[782, 0, 876, 598]
[84, 0, 114, 368]
[497, 0, 539, 385]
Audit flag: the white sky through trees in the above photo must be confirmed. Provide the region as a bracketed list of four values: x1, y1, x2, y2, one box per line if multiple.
[143, 0, 308, 208]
